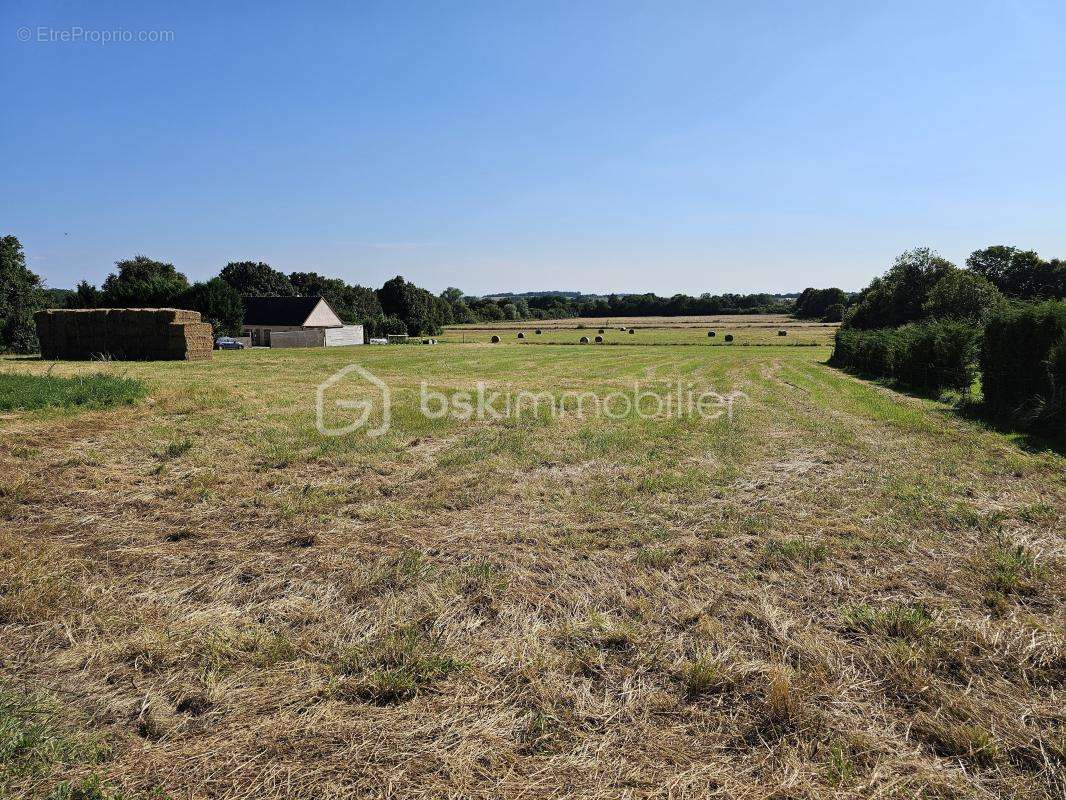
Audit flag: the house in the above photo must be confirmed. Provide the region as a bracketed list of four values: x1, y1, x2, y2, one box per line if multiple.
[242, 296, 363, 347]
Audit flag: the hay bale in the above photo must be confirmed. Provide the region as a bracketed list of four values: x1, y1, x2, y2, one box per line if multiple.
[778, 330, 787, 337]
[33, 308, 211, 361]
[598, 328, 605, 334]
[579, 336, 590, 344]
[535, 328, 542, 334]
[490, 335, 501, 343]
[724, 334, 734, 342]
[594, 335, 603, 343]
[628, 328, 635, 334]
[517, 332, 525, 338]
[708, 331, 715, 337]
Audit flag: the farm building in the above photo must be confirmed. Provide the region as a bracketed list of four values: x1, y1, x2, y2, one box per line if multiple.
[242, 296, 363, 347]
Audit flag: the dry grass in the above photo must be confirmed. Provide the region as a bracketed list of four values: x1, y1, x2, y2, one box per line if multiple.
[0, 329, 1063, 799]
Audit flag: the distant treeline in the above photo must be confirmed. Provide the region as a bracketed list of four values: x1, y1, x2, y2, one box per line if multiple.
[2, 235, 805, 347]
[829, 245, 1065, 445]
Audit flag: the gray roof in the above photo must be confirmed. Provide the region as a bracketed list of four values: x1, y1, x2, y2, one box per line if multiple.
[243, 296, 327, 326]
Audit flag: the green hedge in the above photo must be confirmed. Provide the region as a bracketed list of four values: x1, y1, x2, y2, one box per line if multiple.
[890, 320, 979, 393]
[981, 301, 1066, 437]
[828, 328, 892, 377]
[830, 320, 978, 394]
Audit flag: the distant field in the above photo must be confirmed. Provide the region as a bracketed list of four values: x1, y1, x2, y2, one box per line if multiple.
[0, 339, 1062, 799]
[449, 312, 831, 329]
[443, 314, 838, 346]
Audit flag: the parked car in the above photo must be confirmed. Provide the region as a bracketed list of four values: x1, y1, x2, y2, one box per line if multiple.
[214, 336, 246, 350]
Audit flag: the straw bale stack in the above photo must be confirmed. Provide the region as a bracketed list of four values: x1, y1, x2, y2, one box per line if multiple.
[35, 308, 213, 361]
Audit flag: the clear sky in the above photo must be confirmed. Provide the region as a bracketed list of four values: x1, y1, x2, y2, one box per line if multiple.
[2, 1, 1065, 296]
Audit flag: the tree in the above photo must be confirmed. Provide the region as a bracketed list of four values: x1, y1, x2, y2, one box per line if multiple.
[823, 303, 845, 323]
[965, 246, 1040, 297]
[844, 248, 955, 330]
[43, 288, 74, 307]
[794, 287, 847, 319]
[219, 261, 295, 296]
[0, 235, 46, 353]
[440, 287, 465, 306]
[177, 278, 245, 335]
[289, 271, 383, 325]
[67, 280, 102, 308]
[922, 269, 1004, 321]
[966, 246, 1065, 300]
[376, 276, 442, 336]
[101, 255, 189, 307]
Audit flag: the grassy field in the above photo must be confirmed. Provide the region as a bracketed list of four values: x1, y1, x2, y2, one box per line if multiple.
[447, 313, 826, 328]
[443, 314, 838, 347]
[441, 326, 836, 346]
[0, 321, 1063, 799]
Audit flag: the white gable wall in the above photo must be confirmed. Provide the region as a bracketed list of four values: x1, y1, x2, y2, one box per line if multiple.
[302, 298, 344, 328]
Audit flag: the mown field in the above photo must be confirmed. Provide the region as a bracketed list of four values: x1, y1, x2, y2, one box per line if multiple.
[448, 313, 821, 328]
[0, 320, 1063, 799]
[443, 314, 838, 347]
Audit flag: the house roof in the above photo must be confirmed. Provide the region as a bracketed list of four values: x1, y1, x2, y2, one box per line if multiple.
[243, 296, 340, 326]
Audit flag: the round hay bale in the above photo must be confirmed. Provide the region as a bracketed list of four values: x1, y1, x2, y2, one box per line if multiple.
[490, 335, 500, 343]
[628, 328, 635, 334]
[579, 336, 590, 344]
[517, 332, 525, 338]
[535, 328, 542, 334]
[594, 335, 603, 343]
[598, 328, 605, 334]
[778, 329, 787, 336]
[707, 330, 716, 337]
[724, 334, 734, 342]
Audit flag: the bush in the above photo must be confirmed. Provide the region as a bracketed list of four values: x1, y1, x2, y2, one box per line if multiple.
[830, 328, 892, 378]
[981, 301, 1066, 438]
[823, 303, 845, 323]
[922, 270, 1004, 321]
[890, 320, 979, 393]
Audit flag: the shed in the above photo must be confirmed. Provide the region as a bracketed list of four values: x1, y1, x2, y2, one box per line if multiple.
[242, 296, 363, 346]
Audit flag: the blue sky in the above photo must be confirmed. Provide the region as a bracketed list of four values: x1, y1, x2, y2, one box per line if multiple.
[2, 1, 1064, 295]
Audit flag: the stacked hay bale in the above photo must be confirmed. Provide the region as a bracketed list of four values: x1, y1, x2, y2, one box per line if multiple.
[35, 308, 213, 361]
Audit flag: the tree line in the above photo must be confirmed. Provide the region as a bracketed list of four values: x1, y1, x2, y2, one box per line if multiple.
[0, 235, 798, 351]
